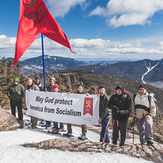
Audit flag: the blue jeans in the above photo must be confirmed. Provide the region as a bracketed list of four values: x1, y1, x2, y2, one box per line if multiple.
[53, 122, 64, 129]
[100, 116, 111, 143]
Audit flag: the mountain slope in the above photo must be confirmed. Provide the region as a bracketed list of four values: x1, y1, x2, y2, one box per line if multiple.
[59, 70, 163, 113]
[64, 59, 163, 84]
[21, 55, 87, 75]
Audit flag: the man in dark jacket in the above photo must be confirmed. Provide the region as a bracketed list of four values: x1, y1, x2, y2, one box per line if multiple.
[98, 85, 111, 143]
[46, 77, 55, 92]
[7, 78, 24, 127]
[108, 84, 131, 146]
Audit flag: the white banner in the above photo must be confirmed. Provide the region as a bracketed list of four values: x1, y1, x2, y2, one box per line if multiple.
[26, 90, 99, 125]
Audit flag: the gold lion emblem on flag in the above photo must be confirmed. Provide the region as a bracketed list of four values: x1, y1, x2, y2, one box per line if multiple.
[83, 98, 93, 116]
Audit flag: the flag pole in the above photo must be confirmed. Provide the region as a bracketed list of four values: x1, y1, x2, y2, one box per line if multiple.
[41, 34, 48, 129]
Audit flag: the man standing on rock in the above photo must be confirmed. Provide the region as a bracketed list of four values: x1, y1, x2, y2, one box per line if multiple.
[132, 85, 156, 146]
[7, 78, 24, 128]
[108, 84, 131, 146]
[98, 85, 111, 143]
[25, 78, 39, 129]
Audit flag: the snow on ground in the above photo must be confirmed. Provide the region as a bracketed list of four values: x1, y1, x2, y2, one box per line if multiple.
[0, 115, 153, 163]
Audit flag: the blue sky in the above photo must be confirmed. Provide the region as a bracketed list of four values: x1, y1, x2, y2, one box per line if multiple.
[1, 0, 163, 61]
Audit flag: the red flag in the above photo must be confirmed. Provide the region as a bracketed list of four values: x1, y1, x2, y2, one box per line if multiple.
[12, 0, 75, 68]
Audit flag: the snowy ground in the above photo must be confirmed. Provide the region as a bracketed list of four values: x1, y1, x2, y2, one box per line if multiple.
[0, 115, 153, 163]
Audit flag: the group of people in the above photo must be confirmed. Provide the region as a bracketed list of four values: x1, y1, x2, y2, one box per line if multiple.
[7, 77, 156, 145]
[98, 84, 156, 146]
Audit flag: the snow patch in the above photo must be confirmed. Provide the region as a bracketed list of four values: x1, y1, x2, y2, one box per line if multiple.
[0, 114, 154, 163]
[141, 60, 161, 84]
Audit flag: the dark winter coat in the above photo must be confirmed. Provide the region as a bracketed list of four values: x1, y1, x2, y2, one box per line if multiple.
[46, 84, 54, 92]
[99, 94, 111, 120]
[7, 83, 24, 102]
[35, 82, 43, 91]
[108, 85, 131, 121]
[76, 90, 86, 94]
[24, 84, 39, 106]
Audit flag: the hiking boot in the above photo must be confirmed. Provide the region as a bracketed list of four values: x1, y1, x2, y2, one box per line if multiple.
[52, 127, 57, 130]
[78, 135, 88, 140]
[59, 128, 65, 132]
[51, 129, 59, 134]
[19, 120, 24, 128]
[39, 120, 44, 125]
[147, 141, 153, 146]
[119, 144, 125, 147]
[41, 124, 51, 127]
[63, 133, 74, 137]
[31, 125, 37, 129]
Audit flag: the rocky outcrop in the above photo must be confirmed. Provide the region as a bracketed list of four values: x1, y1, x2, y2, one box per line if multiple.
[0, 107, 20, 131]
[22, 138, 163, 163]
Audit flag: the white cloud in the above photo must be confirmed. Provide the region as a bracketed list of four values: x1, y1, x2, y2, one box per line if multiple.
[89, 0, 163, 27]
[0, 35, 16, 49]
[70, 38, 110, 48]
[45, 0, 88, 18]
[1, 35, 163, 60]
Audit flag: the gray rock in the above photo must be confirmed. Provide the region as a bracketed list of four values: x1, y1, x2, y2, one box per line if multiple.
[22, 138, 163, 163]
[0, 107, 20, 131]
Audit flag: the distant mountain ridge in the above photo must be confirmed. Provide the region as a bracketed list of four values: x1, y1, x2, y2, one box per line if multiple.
[64, 59, 163, 86]
[20, 55, 87, 75]
[2, 56, 163, 89]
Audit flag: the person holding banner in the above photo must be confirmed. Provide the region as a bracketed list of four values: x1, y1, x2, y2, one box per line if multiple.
[35, 77, 44, 125]
[25, 78, 39, 129]
[35, 77, 43, 91]
[51, 84, 64, 134]
[42, 77, 56, 127]
[63, 85, 88, 140]
[46, 77, 56, 92]
[98, 85, 111, 143]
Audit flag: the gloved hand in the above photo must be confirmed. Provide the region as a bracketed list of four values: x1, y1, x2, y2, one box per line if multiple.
[112, 105, 119, 120]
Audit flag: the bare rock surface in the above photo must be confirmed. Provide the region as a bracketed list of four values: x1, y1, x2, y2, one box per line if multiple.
[0, 107, 20, 131]
[22, 137, 163, 163]
[22, 124, 163, 163]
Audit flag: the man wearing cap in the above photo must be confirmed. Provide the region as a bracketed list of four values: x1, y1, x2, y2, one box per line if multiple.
[51, 84, 64, 134]
[47, 77, 56, 92]
[98, 85, 111, 143]
[7, 78, 25, 127]
[108, 84, 131, 146]
[132, 85, 156, 145]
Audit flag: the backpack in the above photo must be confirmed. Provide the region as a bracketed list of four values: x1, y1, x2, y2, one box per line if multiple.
[133, 93, 151, 104]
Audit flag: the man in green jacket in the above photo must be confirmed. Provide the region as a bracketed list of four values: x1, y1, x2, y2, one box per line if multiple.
[7, 78, 24, 127]
[98, 85, 111, 143]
